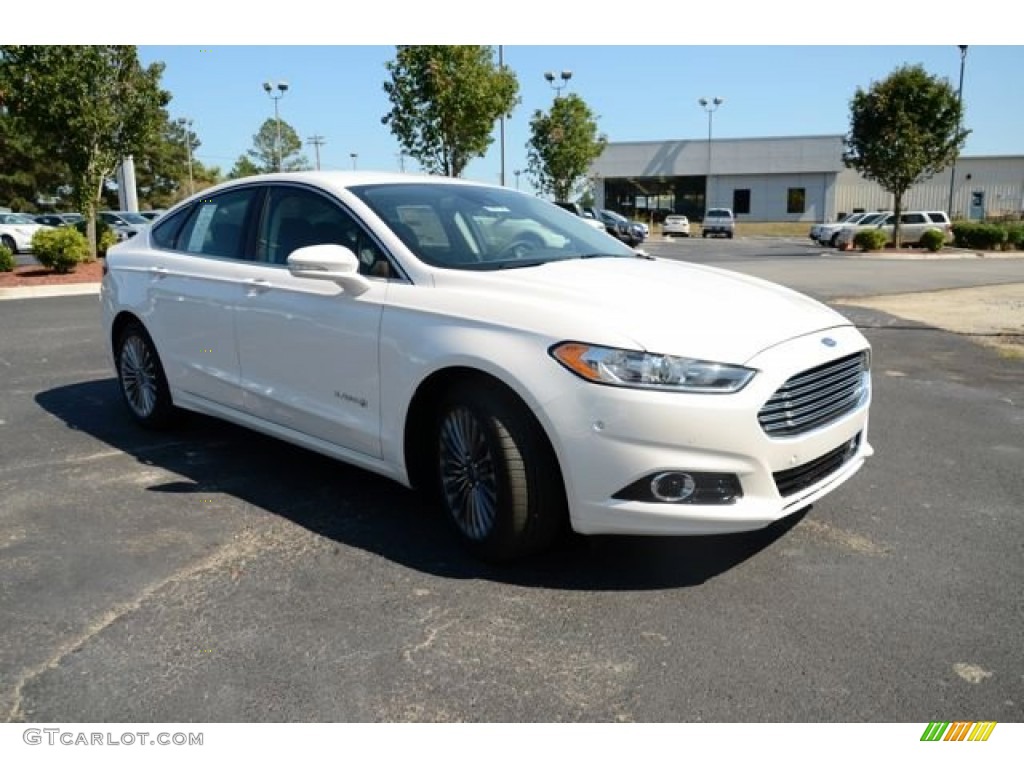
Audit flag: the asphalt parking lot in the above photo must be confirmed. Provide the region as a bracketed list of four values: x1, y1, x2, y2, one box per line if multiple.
[1, 242, 1022, 722]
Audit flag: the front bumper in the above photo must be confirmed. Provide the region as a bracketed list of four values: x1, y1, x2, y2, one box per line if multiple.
[540, 325, 872, 535]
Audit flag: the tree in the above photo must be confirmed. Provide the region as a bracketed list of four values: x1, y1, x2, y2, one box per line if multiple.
[0, 112, 72, 211]
[526, 94, 606, 202]
[382, 46, 519, 177]
[233, 117, 310, 175]
[133, 116, 221, 208]
[843, 64, 968, 247]
[0, 46, 169, 256]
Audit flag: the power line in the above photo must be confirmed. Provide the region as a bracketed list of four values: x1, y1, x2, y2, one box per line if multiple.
[307, 134, 326, 170]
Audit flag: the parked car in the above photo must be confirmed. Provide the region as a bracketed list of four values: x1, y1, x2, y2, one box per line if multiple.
[874, 211, 953, 246]
[33, 213, 84, 228]
[139, 209, 166, 222]
[551, 201, 608, 233]
[810, 212, 872, 247]
[101, 171, 873, 562]
[100, 210, 152, 241]
[701, 208, 735, 238]
[662, 214, 691, 238]
[584, 206, 645, 247]
[0, 212, 52, 253]
[833, 211, 894, 250]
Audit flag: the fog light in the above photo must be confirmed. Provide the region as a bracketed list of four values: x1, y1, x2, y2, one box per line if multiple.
[651, 472, 696, 502]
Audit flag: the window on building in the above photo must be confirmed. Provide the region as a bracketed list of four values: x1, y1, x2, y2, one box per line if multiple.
[733, 189, 751, 215]
[787, 188, 806, 214]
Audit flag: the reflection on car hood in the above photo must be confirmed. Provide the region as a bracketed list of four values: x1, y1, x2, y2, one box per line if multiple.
[430, 257, 849, 364]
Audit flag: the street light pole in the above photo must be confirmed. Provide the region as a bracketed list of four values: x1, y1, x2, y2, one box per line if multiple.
[544, 70, 573, 99]
[698, 97, 724, 215]
[947, 45, 968, 218]
[350, 153, 358, 171]
[262, 80, 289, 172]
[499, 45, 505, 186]
[514, 169, 521, 190]
[177, 117, 194, 196]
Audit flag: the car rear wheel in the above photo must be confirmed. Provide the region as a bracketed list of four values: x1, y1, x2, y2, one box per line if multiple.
[115, 321, 176, 429]
[433, 382, 566, 562]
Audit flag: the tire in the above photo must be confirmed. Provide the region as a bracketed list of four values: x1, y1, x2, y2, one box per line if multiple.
[829, 233, 840, 247]
[1, 235, 16, 253]
[115, 321, 177, 429]
[727, 232, 734, 239]
[433, 381, 566, 562]
[702, 232, 708, 238]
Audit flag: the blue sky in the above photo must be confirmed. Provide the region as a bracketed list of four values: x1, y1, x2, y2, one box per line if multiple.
[136, 44, 1022, 192]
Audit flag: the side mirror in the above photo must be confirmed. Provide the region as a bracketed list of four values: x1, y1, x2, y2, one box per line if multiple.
[287, 244, 371, 296]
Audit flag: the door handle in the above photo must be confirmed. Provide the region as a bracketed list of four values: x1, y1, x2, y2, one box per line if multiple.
[149, 266, 169, 279]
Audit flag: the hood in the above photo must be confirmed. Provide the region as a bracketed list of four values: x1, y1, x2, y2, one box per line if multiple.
[431, 257, 851, 365]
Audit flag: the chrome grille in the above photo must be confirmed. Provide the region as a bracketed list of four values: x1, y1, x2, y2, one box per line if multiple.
[758, 352, 868, 437]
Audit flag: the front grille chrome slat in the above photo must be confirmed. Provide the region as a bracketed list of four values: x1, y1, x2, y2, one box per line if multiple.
[758, 352, 868, 437]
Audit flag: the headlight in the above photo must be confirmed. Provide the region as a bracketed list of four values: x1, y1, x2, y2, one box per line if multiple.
[550, 342, 756, 393]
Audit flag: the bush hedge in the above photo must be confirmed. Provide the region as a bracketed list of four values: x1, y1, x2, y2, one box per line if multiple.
[74, 218, 119, 257]
[952, 222, 1010, 251]
[31, 227, 92, 273]
[0, 243, 14, 272]
[918, 229, 946, 252]
[853, 229, 888, 252]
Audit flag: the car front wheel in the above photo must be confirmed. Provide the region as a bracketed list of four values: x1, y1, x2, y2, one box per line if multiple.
[115, 321, 176, 429]
[433, 382, 566, 561]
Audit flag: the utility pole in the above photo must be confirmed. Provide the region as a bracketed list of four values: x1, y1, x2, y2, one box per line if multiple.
[499, 45, 506, 186]
[307, 134, 326, 171]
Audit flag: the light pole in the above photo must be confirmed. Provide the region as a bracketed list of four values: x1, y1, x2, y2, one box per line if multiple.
[947, 45, 968, 218]
[350, 153, 358, 171]
[698, 97, 724, 215]
[177, 117, 194, 196]
[499, 46, 505, 186]
[262, 80, 289, 172]
[544, 70, 572, 99]
[514, 169, 522, 190]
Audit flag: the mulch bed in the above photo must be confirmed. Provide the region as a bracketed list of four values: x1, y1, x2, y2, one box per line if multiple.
[0, 259, 104, 287]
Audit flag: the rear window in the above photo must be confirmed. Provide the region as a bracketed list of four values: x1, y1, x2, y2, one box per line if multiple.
[707, 209, 732, 218]
[927, 212, 950, 224]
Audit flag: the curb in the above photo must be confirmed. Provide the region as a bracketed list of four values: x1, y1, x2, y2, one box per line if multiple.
[0, 283, 101, 301]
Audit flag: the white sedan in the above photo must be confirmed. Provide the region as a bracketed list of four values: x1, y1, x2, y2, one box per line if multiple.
[101, 172, 873, 561]
[0, 212, 52, 253]
[662, 214, 691, 237]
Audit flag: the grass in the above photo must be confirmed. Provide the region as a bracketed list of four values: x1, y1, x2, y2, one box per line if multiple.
[651, 221, 812, 238]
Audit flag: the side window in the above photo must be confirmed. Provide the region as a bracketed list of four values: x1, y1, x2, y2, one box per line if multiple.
[257, 186, 393, 277]
[902, 213, 926, 224]
[176, 188, 259, 260]
[150, 206, 192, 250]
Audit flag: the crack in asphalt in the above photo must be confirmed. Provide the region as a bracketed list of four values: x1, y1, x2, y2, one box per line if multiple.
[2, 527, 272, 723]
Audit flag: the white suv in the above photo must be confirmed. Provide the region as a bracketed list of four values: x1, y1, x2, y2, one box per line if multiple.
[875, 211, 953, 246]
[702, 208, 735, 238]
[834, 212, 893, 250]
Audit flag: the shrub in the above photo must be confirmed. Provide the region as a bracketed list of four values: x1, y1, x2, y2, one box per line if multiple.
[0, 243, 14, 272]
[952, 222, 1008, 250]
[1004, 223, 1024, 250]
[31, 227, 91, 273]
[853, 229, 888, 252]
[74, 218, 118, 257]
[918, 229, 946, 252]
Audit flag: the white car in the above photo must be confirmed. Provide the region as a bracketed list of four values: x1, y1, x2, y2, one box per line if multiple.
[811, 212, 872, 247]
[101, 172, 873, 561]
[834, 211, 893, 249]
[663, 214, 691, 238]
[0, 212, 52, 253]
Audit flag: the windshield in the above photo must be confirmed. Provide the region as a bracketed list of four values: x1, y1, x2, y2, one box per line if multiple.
[350, 183, 637, 271]
[1, 213, 37, 225]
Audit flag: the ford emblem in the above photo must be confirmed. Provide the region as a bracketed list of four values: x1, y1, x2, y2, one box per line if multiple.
[821, 337, 837, 348]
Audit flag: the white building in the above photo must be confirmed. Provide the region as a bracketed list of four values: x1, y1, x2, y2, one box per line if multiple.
[590, 135, 1024, 223]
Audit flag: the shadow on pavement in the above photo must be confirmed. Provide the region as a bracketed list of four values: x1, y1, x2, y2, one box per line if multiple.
[36, 378, 802, 592]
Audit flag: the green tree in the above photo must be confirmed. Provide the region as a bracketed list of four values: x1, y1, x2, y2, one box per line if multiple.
[382, 46, 519, 177]
[234, 117, 309, 175]
[133, 116, 219, 208]
[843, 64, 968, 247]
[526, 94, 606, 202]
[0, 46, 169, 256]
[0, 112, 72, 211]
